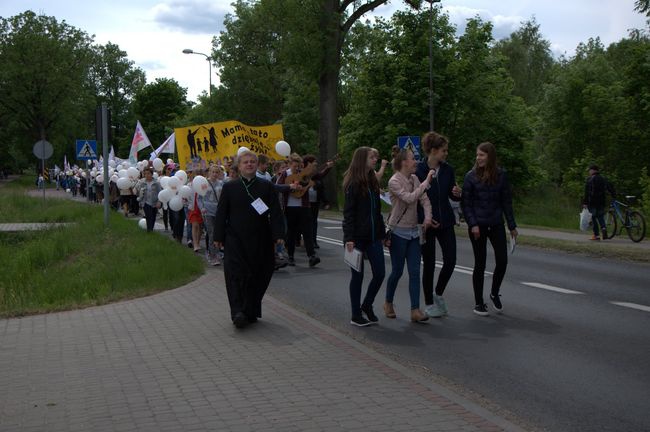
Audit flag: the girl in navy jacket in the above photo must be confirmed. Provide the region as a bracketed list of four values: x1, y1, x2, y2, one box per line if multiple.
[461, 142, 518, 316]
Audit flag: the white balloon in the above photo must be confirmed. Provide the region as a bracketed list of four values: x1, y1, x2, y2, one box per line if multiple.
[138, 218, 147, 229]
[118, 169, 128, 178]
[168, 195, 183, 211]
[192, 175, 209, 197]
[237, 146, 250, 156]
[153, 158, 164, 172]
[121, 161, 130, 169]
[108, 160, 116, 168]
[111, 174, 118, 183]
[96, 173, 104, 184]
[66, 188, 71, 193]
[158, 188, 173, 204]
[167, 158, 174, 165]
[116, 164, 123, 171]
[153, 172, 159, 180]
[159, 176, 170, 189]
[179, 185, 193, 199]
[127, 167, 139, 180]
[167, 176, 180, 191]
[275, 140, 291, 157]
[116, 177, 132, 190]
[174, 170, 187, 185]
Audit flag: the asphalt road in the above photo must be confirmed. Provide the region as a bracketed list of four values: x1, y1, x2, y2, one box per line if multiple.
[268, 218, 650, 432]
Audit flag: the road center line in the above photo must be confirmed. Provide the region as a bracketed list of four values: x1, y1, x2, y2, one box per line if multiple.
[521, 282, 585, 295]
[610, 301, 650, 313]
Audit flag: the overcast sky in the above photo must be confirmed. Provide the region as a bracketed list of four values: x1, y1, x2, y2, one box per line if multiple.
[1, 0, 647, 102]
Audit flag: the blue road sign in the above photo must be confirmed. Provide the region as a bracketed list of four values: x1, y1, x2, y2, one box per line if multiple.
[397, 136, 422, 160]
[76, 140, 98, 160]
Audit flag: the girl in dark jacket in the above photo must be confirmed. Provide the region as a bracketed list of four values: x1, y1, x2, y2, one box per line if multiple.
[343, 146, 386, 327]
[461, 142, 518, 316]
[416, 132, 462, 318]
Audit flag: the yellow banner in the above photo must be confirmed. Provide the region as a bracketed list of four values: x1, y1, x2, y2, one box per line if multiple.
[174, 120, 284, 171]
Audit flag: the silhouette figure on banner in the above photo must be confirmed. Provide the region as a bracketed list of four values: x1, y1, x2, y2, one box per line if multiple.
[186, 128, 200, 158]
[209, 127, 218, 153]
[196, 137, 203, 154]
[203, 137, 210, 154]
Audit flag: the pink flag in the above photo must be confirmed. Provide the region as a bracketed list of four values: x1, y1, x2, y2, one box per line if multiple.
[129, 120, 152, 163]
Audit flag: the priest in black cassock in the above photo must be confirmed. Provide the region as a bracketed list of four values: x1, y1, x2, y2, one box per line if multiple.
[213, 150, 286, 328]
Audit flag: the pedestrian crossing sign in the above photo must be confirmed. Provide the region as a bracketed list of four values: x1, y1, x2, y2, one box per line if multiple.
[76, 140, 98, 160]
[397, 136, 422, 160]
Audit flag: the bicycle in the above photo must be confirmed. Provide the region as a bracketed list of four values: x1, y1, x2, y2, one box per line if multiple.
[603, 196, 646, 242]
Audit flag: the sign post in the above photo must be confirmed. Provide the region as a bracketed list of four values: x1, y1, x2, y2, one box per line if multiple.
[33, 140, 53, 201]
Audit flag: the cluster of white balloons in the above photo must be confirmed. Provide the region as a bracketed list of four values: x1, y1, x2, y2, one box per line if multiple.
[156, 168, 210, 212]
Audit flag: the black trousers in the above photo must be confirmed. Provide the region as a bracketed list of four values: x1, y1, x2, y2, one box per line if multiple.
[468, 224, 508, 305]
[143, 204, 158, 232]
[310, 202, 320, 244]
[169, 208, 185, 241]
[285, 206, 315, 257]
[421, 225, 457, 305]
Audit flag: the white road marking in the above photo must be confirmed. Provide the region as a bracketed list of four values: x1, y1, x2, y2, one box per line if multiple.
[610, 302, 650, 313]
[322, 226, 342, 229]
[521, 282, 585, 295]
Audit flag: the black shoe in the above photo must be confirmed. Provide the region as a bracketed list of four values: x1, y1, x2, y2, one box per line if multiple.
[187, 241, 193, 249]
[473, 304, 489, 316]
[361, 304, 379, 323]
[490, 294, 503, 313]
[288, 256, 295, 266]
[308, 255, 320, 267]
[233, 312, 248, 328]
[350, 316, 371, 327]
[247, 316, 258, 324]
[314, 242, 320, 249]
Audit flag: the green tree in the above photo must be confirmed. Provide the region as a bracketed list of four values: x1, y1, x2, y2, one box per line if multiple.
[90, 42, 147, 155]
[133, 78, 189, 147]
[0, 11, 95, 169]
[494, 18, 555, 106]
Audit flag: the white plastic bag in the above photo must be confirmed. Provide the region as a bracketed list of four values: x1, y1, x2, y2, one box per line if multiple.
[579, 208, 592, 231]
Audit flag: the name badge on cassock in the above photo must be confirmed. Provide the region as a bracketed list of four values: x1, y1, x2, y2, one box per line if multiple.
[251, 198, 269, 215]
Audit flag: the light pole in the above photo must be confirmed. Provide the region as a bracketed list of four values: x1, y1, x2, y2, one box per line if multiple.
[427, 0, 441, 131]
[182, 48, 212, 97]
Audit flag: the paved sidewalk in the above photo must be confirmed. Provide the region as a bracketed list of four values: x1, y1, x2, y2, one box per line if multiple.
[0, 269, 525, 432]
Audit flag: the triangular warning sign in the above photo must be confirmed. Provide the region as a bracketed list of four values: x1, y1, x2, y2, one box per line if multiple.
[79, 142, 96, 158]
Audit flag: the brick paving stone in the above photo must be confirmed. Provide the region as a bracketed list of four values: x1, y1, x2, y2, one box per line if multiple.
[0, 270, 527, 432]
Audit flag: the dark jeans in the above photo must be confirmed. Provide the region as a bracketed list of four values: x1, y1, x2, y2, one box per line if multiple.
[386, 234, 421, 309]
[285, 206, 315, 257]
[468, 224, 508, 306]
[143, 204, 158, 232]
[349, 239, 385, 318]
[589, 206, 606, 236]
[421, 225, 457, 305]
[162, 207, 169, 230]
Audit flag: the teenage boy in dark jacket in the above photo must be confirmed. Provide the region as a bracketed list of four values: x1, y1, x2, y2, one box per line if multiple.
[583, 164, 616, 240]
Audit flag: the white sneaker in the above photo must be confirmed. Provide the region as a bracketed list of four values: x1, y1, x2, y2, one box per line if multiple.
[425, 304, 444, 318]
[434, 294, 448, 315]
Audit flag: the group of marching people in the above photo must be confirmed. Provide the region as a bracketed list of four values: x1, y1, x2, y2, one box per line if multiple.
[342, 132, 518, 327]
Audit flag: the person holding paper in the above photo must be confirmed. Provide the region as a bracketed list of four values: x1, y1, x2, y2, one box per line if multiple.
[342, 147, 387, 327]
[213, 151, 286, 328]
[384, 148, 436, 323]
[461, 142, 518, 316]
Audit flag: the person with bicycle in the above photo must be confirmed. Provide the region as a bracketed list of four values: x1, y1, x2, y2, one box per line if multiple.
[583, 164, 616, 241]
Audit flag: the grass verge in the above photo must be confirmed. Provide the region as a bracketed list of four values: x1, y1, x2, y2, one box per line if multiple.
[0, 185, 204, 317]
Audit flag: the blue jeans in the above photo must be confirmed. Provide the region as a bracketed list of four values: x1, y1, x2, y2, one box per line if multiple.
[589, 207, 606, 236]
[386, 234, 422, 309]
[349, 239, 385, 318]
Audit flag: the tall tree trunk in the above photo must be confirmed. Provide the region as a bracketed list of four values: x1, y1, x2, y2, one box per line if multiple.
[318, 0, 342, 208]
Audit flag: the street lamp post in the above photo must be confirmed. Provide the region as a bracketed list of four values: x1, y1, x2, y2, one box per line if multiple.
[427, 0, 441, 131]
[182, 48, 212, 97]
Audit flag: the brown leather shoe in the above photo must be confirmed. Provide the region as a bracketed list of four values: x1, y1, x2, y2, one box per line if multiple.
[383, 302, 396, 319]
[411, 308, 429, 323]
